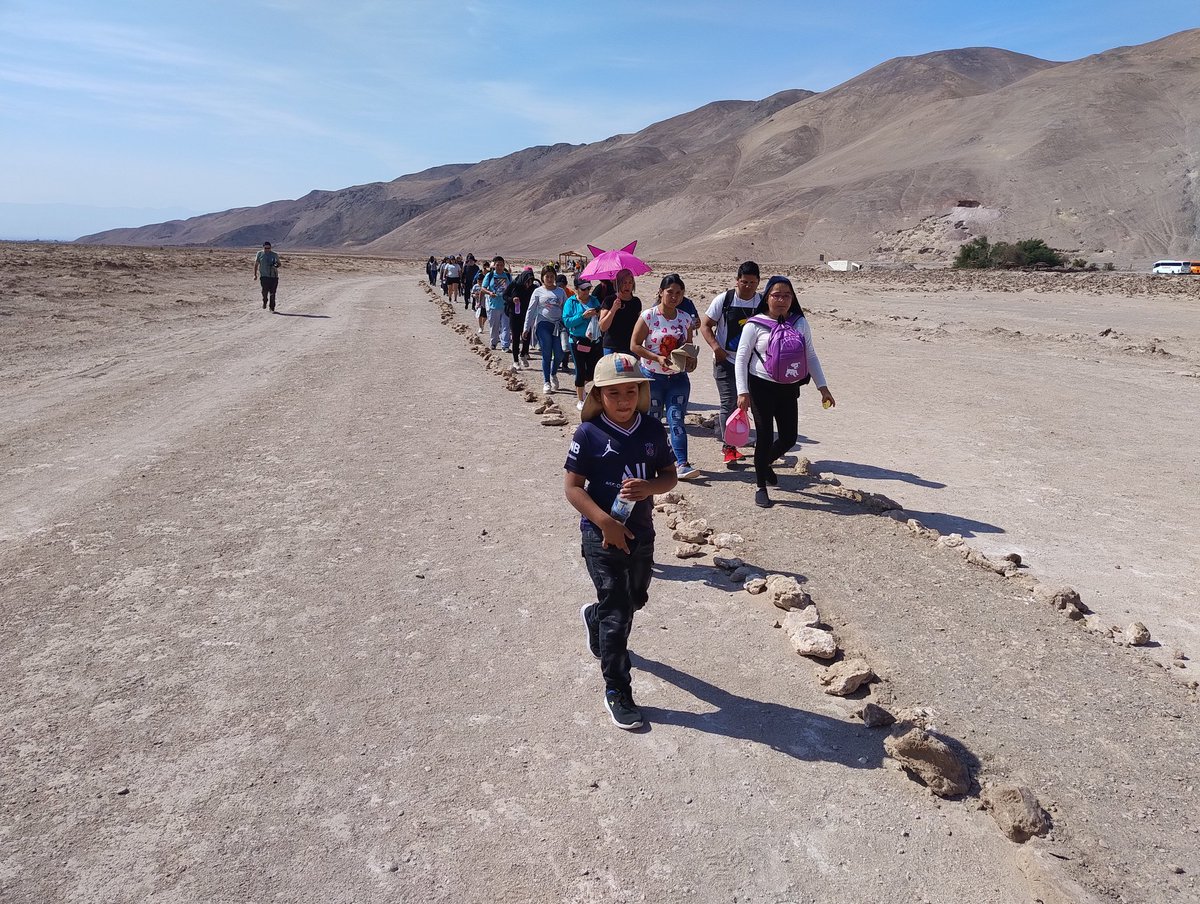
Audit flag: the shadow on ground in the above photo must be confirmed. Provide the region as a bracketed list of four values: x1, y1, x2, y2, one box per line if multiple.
[632, 655, 885, 767]
[811, 459, 947, 489]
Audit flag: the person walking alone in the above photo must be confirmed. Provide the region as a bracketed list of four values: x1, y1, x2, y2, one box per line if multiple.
[254, 241, 281, 312]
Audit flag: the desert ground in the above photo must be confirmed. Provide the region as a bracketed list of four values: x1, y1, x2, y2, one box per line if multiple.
[1, 244, 1197, 904]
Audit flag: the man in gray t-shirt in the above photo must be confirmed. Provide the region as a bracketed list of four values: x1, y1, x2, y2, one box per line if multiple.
[253, 241, 281, 311]
[699, 261, 761, 467]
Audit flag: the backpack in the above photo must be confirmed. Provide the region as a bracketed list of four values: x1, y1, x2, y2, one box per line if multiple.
[749, 314, 809, 384]
[719, 288, 755, 351]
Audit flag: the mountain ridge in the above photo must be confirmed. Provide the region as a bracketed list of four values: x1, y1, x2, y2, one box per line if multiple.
[80, 30, 1200, 265]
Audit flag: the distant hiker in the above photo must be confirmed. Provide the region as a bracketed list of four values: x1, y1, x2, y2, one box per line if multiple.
[524, 265, 568, 393]
[562, 276, 603, 411]
[598, 268, 642, 356]
[631, 273, 700, 480]
[444, 256, 462, 305]
[254, 241, 281, 311]
[461, 254, 480, 309]
[426, 255, 438, 284]
[565, 353, 678, 730]
[734, 276, 834, 508]
[505, 267, 537, 367]
[470, 272, 484, 314]
[481, 256, 512, 349]
[700, 261, 761, 468]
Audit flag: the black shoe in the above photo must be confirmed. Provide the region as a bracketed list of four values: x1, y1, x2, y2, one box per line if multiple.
[269, 304, 275, 312]
[262, 301, 267, 309]
[580, 603, 600, 659]
[604, 690, 643, 730]
[755, 488, 774, 508]
[765, 466, 778, 486]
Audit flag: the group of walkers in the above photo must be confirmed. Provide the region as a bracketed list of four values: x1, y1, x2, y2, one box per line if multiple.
[427, 253, 836, 506]
[556, 260, 836, 729]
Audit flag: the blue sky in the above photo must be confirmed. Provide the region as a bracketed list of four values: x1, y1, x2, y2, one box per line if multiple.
[1, 0, 1196, 240]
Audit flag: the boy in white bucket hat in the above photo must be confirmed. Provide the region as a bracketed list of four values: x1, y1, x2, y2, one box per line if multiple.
[564, 353, 678, 730]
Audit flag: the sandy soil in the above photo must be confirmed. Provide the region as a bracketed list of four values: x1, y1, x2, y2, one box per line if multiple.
[1, 245, 1197, 904]
[670, 265, 1200, 661]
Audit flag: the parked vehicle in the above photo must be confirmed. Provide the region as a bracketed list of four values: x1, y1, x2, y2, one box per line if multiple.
[1151, 260, 1196, 274]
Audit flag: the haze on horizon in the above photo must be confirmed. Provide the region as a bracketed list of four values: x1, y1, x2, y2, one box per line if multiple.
[2, 0, 1197, 241]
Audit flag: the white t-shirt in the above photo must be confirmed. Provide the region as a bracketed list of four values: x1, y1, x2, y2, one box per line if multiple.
[705, 290, 761, 352]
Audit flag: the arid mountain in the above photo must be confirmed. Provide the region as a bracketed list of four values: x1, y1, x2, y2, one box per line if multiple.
[81, 30, 1200, 265]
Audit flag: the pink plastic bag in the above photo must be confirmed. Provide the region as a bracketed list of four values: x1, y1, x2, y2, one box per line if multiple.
[724, 408, 751, 447]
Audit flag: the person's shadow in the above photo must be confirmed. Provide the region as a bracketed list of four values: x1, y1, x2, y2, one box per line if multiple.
[274, 311, 332, 319]
[631, 654, 886, 769]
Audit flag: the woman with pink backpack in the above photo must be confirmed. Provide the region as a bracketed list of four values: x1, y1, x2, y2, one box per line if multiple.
[734, 276, 835, 508]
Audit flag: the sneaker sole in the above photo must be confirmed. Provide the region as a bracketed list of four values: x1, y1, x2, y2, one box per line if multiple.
[604, 700, 643, 730]
[677, 470, 701, 481]
[580, 603, 600, 659]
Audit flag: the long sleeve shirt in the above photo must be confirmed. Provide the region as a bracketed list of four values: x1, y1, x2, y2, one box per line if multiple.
[733, 315, 826, 395]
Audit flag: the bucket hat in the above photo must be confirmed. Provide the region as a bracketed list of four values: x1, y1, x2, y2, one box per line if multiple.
[581, 353, 650, 422]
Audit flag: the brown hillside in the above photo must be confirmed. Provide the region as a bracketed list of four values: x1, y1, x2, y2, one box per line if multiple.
[80, 30, 1200, 266]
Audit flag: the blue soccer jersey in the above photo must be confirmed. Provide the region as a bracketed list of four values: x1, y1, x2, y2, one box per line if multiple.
[565, 413, 674, 538]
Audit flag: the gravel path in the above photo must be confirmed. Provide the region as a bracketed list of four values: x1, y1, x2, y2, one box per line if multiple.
[1, 251, 1196, 903]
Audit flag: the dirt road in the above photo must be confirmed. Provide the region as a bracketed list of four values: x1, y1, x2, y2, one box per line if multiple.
[1, 248, 1196, 903]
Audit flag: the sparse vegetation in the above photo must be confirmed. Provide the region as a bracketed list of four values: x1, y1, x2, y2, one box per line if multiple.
[953, 236, 1066, 270]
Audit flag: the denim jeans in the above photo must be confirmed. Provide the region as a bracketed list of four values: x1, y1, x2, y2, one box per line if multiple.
[536, 320, 566, 383]
[645, 369, 691, 466]
[580, 531, 654, 695]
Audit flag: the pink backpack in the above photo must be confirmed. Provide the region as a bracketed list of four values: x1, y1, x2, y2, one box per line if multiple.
[749, 314, 810, 384]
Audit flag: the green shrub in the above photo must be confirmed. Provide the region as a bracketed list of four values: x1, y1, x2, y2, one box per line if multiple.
[953, 236, 993, 268]
[953, 236, 1066, 269]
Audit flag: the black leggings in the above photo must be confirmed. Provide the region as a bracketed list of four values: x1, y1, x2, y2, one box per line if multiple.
[571, 339, 602, 387]
[508, 313, 529, 361]
[747, 373, 801, 488]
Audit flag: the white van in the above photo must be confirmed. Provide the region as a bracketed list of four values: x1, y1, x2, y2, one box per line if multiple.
[1151, 260, 1194, 274]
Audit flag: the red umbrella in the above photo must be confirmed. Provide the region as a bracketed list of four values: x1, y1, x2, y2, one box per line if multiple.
[579, 241, 652, 281]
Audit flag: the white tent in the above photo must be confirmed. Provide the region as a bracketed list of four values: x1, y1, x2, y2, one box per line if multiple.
[826, 260, 863, 272]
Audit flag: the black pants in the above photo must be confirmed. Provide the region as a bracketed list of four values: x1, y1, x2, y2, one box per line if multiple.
[581, 532, 654, 695]
[570, 338, 602, 387]
[712, 358, 739, 445]
[508, 313, 529, 360]
[747, 373, 800, 488]
[259, 277, 278, 306]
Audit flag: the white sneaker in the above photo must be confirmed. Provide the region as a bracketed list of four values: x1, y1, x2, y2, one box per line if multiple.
[510, 361, 520, 372]
[550, 376, 560, 391]
[543, 382, 552, 394]
[575, 400, 584, 411]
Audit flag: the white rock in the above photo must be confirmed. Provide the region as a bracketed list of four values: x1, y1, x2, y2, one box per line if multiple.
[786, 626, 839, 660]
[710, 532, 744, 549]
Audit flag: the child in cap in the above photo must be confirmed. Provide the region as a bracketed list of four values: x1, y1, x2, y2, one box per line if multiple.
[564, 353, 678, 730]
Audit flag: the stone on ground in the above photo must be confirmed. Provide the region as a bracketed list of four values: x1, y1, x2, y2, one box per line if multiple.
[980, 785, 1051, 842]
[819, 658, 876, 696]
[883, 728, 971, 798]
[856, 703, 897, 728]
[674, 543, 706, 559]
